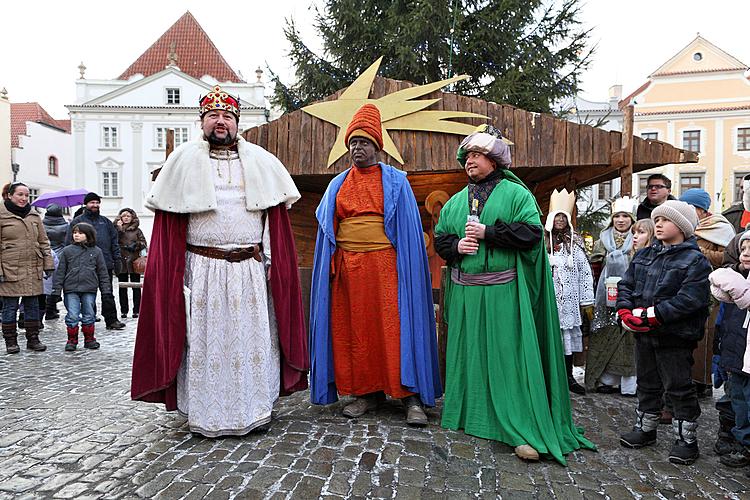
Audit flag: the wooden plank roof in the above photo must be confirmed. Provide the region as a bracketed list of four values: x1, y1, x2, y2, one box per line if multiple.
[243, 75, 697, 205]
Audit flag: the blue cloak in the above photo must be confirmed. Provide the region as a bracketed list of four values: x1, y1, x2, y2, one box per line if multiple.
[309, 163, 443, 406]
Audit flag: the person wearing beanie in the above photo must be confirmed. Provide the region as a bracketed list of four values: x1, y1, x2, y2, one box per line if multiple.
[64, 193, 124, 331]
[680, 188, 735, 268]
[616, 199, 711, 465]
[680, 189, 736, 401]
[432, 124, 595, 465]
[708, 232, 750, 469]
[586, 197, 638, 397]
[310, 104, 440, 428]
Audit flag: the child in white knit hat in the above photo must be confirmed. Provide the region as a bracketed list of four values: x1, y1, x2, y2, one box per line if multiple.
[616, 200, 712, 465]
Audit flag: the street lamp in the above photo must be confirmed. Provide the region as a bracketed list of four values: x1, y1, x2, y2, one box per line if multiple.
[11, 162, 19, 182]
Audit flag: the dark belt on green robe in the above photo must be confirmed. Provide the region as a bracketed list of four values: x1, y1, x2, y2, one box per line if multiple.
[450, 267, 517, 286]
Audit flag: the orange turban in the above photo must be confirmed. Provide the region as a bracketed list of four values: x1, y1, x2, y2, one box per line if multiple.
[344, 104, 383, 150]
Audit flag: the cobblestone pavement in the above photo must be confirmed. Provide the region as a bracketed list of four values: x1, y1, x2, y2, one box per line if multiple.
[1, 317, 749, 499]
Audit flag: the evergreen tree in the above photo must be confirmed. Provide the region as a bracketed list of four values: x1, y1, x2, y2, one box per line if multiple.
[270, 0, 593, 114]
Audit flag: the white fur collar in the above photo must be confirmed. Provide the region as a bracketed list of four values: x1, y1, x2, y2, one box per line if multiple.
[145, 136, 300, 213]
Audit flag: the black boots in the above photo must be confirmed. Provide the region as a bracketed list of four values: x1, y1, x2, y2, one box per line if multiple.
[565, 355, 585, 395]
[669, 420, 699, 465]
[24, 321, 46, 351]
[715, 414, 738, 455]
[2, 323, 19, 354]
[45, 299, 60, 320]
[620, 410, 659, 448]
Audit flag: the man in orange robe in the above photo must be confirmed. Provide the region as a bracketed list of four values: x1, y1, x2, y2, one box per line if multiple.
[309, 104, 442, 426]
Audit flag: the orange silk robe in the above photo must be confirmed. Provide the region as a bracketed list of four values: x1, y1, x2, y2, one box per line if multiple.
[330, 165, 412, 399]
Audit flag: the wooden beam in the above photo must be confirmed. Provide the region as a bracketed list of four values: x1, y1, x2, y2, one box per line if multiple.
[151, 128, 175, 181]
[620, 104, 634, 196]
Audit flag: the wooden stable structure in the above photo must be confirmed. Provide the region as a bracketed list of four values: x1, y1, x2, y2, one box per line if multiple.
[243, 76, 698, 267]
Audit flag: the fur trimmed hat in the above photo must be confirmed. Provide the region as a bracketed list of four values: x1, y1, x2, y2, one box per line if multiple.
[345, 104, 383, 150]
[651, 200, 699, 238]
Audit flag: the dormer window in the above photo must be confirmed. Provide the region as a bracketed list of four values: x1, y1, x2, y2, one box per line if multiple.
[166, 88, 180, 105]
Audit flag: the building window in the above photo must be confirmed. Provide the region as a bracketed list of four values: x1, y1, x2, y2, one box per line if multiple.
[680, 174, 704, 193]
[597, 181, 612, 200]
[155, 127, 189, 149]
[166, 88, 180, 105]
[101, 171, 120, 197]
[735, 172, 750, 202]
[638, 175, 650, 199]
[641, 132, 658, 140]
[682, 130, 701, 152]
[101, 125, 119, 149]
[48, 156, 58, 176]
[693, 52, 703, 61]
[738, 128, 750, 152]
[28, 188, 39, 203]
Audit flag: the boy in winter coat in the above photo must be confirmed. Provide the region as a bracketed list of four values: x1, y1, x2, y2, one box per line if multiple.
[616, 200, 712, 465]
[51, 223, 112, 351]
[709, 231, 750, 470]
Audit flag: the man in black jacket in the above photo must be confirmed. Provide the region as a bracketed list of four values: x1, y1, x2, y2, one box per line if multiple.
[65, 193, 125, 330]
[636, 174, 676, 220]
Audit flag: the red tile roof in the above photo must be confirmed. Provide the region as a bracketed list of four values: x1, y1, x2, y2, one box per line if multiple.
[10, 103, 68, 148]
[117, 11, 243, 83]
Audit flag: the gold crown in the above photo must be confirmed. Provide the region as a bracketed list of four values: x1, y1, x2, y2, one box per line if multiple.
[548, 188, 576, 216]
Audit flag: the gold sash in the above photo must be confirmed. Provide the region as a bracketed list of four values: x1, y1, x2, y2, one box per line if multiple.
[336, 215, 392, 252]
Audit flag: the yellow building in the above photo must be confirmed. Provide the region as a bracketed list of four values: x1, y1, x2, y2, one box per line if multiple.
[625, 35, 750, 209]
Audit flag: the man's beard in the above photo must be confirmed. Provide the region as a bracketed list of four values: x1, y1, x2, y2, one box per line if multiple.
[88, 207, 99, 215]
[207, 130, 237, 146]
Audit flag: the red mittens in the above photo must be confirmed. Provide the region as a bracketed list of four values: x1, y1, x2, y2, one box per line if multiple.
[617, 308, 650, 333]
[634, 306, 661, 328]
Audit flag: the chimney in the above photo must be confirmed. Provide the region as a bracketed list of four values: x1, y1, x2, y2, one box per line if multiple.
[609, 84, 623, 102]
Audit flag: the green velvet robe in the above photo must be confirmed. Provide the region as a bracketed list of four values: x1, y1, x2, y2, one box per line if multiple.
[435, 175, 595, 465]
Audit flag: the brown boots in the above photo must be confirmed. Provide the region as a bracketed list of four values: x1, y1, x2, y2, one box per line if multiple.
[24, 321, 46, 351]
[2, 323, 20, 354]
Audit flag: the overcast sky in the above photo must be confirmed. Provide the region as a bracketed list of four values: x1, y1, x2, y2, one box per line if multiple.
[1, 0, 747, 118]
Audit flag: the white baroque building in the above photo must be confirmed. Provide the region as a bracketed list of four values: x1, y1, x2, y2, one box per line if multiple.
[66, 12, 269, 237]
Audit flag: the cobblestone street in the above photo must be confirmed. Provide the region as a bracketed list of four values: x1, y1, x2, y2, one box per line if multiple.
[0, 317, 749, 499]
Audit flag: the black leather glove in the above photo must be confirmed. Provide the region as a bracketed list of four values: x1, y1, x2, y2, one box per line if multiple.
[50, 294, 62, 303]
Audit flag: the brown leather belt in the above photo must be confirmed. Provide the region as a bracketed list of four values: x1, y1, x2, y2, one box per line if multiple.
[186, 243, 263, 263]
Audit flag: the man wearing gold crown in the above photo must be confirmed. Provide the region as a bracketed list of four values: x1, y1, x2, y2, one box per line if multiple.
[130, 86, 309, 437]
[309, 104, 442, 426]
[434, 125, 595, 465]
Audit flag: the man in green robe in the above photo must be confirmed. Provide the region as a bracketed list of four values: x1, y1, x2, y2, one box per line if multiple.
[434, 126, 595, 465]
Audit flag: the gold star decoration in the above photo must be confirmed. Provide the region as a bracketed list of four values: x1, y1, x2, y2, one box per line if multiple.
[302, 57, 489, 167]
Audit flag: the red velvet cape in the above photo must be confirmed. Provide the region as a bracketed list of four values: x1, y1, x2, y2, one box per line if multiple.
[130, 205, 308, 410]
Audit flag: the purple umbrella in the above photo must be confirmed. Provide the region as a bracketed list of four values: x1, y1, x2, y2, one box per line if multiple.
[31, 188, 90, 208]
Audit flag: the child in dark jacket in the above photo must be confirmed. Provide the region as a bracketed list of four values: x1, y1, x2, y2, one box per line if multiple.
[616, 200, 712, 465]
[709, 231, 750, 470]
[51, 223, 112, 351]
